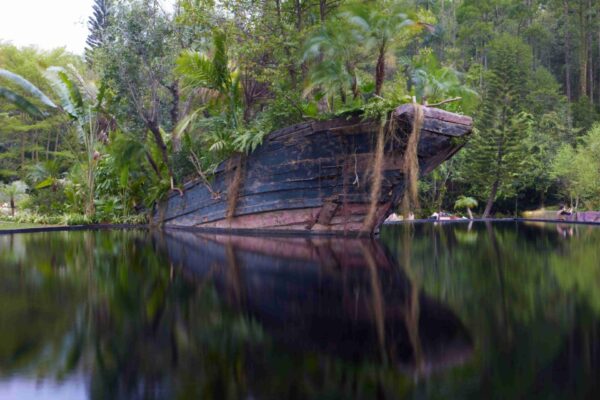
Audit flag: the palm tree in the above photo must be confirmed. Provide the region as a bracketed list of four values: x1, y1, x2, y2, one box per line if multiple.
[401, 52, 478, 109]
[27, 160, 64, 191]
[175, 30, 241, 131]
[454, 195, 478, 219]
[341, 1, 418, 96]
[0, 181, 28, 217]
[0, 69, 57, 117]
[304, 23, 361, 107]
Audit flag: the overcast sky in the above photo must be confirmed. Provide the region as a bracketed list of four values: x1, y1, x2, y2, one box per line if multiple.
[0, 0, 174, 55]
[0, 0, 95, 54]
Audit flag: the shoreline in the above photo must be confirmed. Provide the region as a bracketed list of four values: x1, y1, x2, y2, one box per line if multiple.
[0, 218, 599, 236]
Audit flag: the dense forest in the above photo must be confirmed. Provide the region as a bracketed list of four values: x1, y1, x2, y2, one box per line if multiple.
[1, 0, 600, 223]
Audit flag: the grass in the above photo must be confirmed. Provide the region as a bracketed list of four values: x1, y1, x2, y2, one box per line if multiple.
[0, 221, 48, 230]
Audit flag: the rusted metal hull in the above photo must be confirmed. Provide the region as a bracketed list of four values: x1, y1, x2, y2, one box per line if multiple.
[156, 105, 473, 234]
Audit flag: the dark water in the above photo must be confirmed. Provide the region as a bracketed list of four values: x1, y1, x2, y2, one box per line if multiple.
[0, 221, 599, 399]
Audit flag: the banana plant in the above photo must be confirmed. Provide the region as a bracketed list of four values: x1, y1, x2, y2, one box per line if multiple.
[44, 66, 106, 217]
[0, 69, 57, 117]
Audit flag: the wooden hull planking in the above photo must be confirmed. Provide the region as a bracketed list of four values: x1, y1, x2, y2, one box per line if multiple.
[156, 105, 473, 234]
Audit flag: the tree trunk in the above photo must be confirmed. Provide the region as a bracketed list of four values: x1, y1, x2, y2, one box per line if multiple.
[147, 119, 174, 180]
[275, 0, 296, 87]
[20, 134, 25, 169]
[169, 81, 181, 151]
[483, 179, 500, 218]
[587, 0, 593, 102]
[467, 207, 474, 219]
[46, 131, 51, 160]
[579, 3, 588, 98]
[564, 0, 573, 101]
[10, 196, 15, 217]
[374, 42, 386, 96]
[55, 128, 60, 153]
[145, 150, 162, 178]
[295, 0, 302, 30]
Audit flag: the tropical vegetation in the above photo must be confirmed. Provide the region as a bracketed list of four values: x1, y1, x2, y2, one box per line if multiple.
[1, 0, 600, 223]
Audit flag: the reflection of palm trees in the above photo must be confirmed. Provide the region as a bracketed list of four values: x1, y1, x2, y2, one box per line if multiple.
[0, 228, 475, 399]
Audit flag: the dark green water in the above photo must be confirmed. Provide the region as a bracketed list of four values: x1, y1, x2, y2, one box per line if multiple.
[0, 221, 599, 399]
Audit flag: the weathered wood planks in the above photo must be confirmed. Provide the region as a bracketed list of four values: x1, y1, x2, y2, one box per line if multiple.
[156, 105, 473, 234]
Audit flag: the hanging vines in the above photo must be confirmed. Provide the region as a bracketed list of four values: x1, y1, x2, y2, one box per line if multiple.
[401, 103, 424, 217]
[226, 154, 245, 220]
[362, 102, 424, 232]
[362, 118, 393, 232]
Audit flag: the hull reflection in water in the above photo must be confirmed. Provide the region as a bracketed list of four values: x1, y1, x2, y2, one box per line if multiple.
[158, 230, 473, 375]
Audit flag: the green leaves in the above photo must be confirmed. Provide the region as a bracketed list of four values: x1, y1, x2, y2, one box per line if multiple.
[0, 68, 57, 118]
[34, 177, 57, 190]
[0, 88, 45, 118]
[552, 124, 600, 209]
[176, 30, 233, 95]
[402, 52, 479, 112]
[454, 195, 478, 210]
[177, 50, 220, 92]
[0, 69, 57, 109]
[44, 67, 85, 121]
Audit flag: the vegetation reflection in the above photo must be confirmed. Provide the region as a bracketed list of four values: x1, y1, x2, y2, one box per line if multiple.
[0, 223, 599, 398]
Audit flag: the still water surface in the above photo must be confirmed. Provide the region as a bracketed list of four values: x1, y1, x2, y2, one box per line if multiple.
[0, 221, 599, 399]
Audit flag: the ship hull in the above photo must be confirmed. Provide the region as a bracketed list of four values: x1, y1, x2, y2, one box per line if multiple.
[156, 105, 472, 234]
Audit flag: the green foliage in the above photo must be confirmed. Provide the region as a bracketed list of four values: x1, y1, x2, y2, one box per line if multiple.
[3, 0, 600, 221]
[27, 186, 69, 216]
[0, 68, 57, 117]
[0, 180, 28, 216]
[454, 195, 478, 210]
[63, 213, 93, 226]
[402, 50, 479, 113]
[572, 96, 600, 133]
[552, 124, 600, 209]
[463, 34, 533, 215]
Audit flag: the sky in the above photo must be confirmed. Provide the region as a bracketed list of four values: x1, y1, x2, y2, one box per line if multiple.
[0, 0, 95, 54]
[0, 0, 174, 55]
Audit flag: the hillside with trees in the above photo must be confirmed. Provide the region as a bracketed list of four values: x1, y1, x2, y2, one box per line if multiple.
[1, 0, 599, 223]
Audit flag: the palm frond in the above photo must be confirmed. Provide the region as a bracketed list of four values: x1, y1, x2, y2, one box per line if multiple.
[212, 30, 231, 91]
[176, 50, 217, 91]
[173, 108, 201, 140]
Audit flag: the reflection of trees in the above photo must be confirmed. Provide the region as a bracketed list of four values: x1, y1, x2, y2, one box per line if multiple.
[380, 222, 600, 398]
[0, 233, 86, 376]
[9, 222, 596, 398]
[0, 231, 261, 399]
[3, 230, 448, 399]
